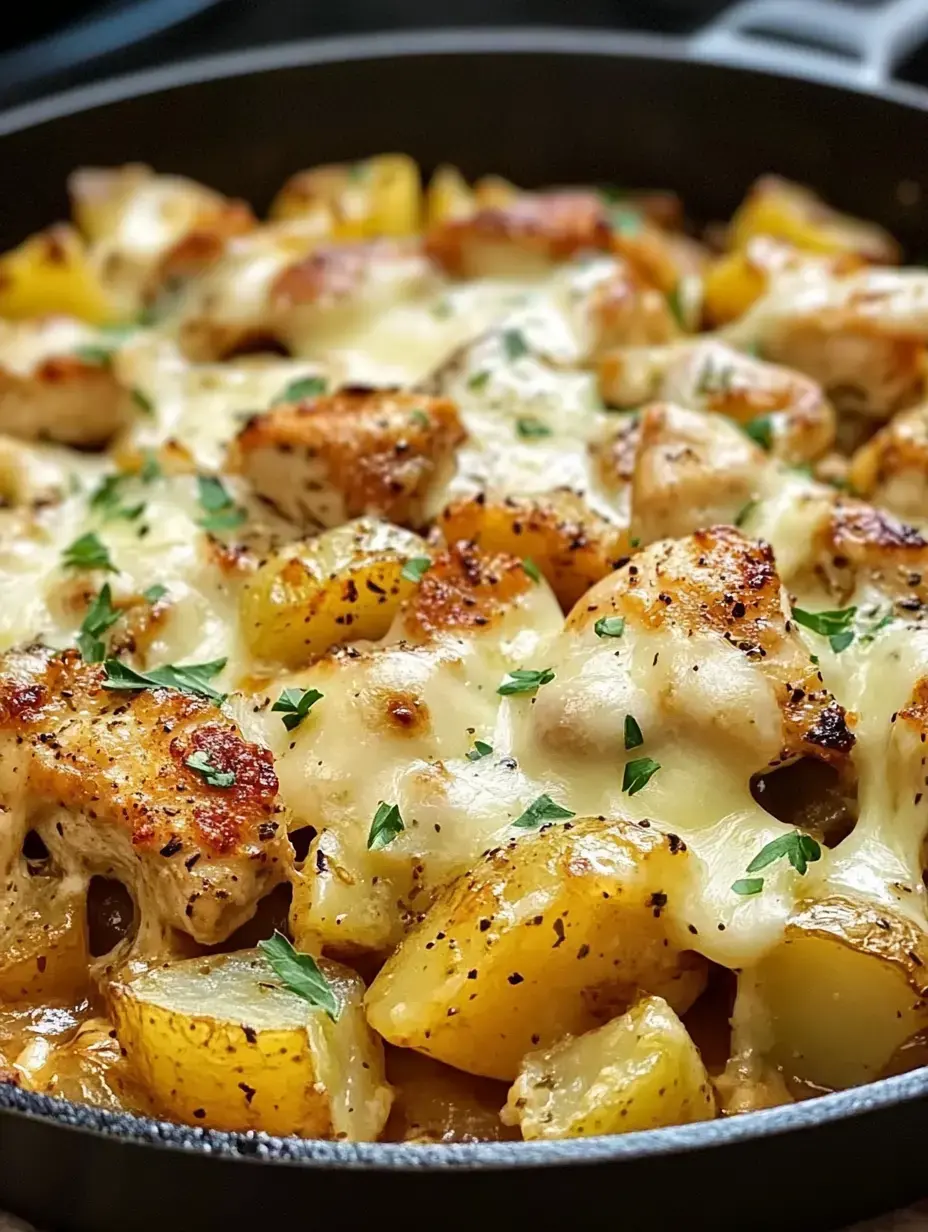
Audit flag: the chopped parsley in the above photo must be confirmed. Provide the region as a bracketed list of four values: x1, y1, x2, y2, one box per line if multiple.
[272, 375, 328, 405]
[131, 388, 154, 415]
[73, 344, 113, 367]
[257, 931, 340, 1021]
[859, 609, 895, 645]
[512, 793, 575, 829]
[732, 877, 765, 897]
[667, 282, 687, 330]
[62, 532, 116, 573]
[196, 474, 246, 532]
[516, 416, 551, 439]
[271, 687, 323, 732]
[630, 537, 641, 549]
[102, 657, 226, 702]
[497, 667, 555, 696]
[431, 299, 454, 320]
[466, 740, 493, 762]
[695, 359, 735, 396]
[185, 748, 236, 788]
[77, 584, 120, 662]
[143, 583, 168, 603]
[594, 616, 625, 639]
[140, 450, 162, 483]
[367, 801, 404, 851]
[743, 415, 774, 451]
[502, 328, 529, 361]
[467, 370, 491, 392]
[401, 556, 431, 584]
[522, 558, 542, 584]
[609, 205, 643, 237]
[734, 499, 758, 529]
[733, 830, 822, 895]
[624, 714, 644, 750]
[622, 756, 661, 796]
[409, 409, 430, 428]
[89, 474, 144, 522]
[792, 605, 857, 654]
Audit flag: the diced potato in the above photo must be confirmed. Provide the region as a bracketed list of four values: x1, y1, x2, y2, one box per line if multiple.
[502, 996, 716, 1139]
[728, 175, 900, 265]
[239, 517, 426, 667]
[0, 225, 110, 323]
[702, 247, 777, 327]
[474, 175, 520, 208]
[384, 1047, 516, 1143]
[270, 154, 422, 238]
[13, 1018, 141, 1114]
[365, 815, 707, 1081]
[111, 948, 392, 1139]
[438, 491, 627, 609]
[0, 880, 89, 1004]
[752, 897, 928, 1091]
[425, 164, 476, 226]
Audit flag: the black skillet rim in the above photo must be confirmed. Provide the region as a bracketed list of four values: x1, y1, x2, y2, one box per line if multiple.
[1, 23, 928, 1169]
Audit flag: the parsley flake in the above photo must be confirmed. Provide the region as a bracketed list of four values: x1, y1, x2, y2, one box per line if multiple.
[143, 584, 168, 604]
[367, 801, 404, 851]
[497, 667, 555, 696]
[743, 415, 774, 451]
[409, 410, 430, 427]
[89, 473, 145, 522]
[516, 416, 551, 440]
[502, 328, 529, 361]
[271, 687, 323, 732]
[624, 714, 644, 750]
[401, 556, 431, 584]
[594, 616, 625, 639]
[257, 931, 340, 1021]
[62, 532, 116, 573]
[792, 605, 857, 654]
[622, 756, 661, 796]
[131, 388, 154, 415]
[196, 474, 246, 532]
[102, 657, 227, 702]
[732, 877, 765, 896]
[273, 375, 328, 405]
[734, 499, 758, 529]
[522, 558, 542, 584]
[467, 370, 491, 392]
[512, 794, 575, 829]
[140, 450, 162, 484]
[77, 583, 120, 662]
[185, 748, 236, 788]
[73, 345, 113, 367]
[746, 830, 822, 877]
[466, 740, 493, 762]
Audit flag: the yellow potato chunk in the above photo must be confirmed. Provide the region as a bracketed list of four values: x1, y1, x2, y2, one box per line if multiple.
[425, 164, 476, 226]
[111, 948, 392, 1139]
[240, 517, 426, 667]
[502, 996, 716, 1139]
[0, 880, 89, 1004]
[270, 154, 422, 238]
[365, 815, 707, 1081]
[0, 225, 110, 323]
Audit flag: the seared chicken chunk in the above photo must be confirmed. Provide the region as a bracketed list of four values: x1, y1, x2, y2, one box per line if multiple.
[233, 389, 465, 531]
[0, 647, 293, 954]
[848, 401, 928, 519]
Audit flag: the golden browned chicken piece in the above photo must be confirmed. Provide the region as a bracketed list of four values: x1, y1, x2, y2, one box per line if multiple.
[232, 388, 466, 530]
[848, 401, 928, 519]
[0, 647, 294, 955]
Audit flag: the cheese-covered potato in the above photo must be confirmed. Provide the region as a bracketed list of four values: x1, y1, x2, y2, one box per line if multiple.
[0, 225, 111, 324]
[270, 154, 422, 238]
[365, 814, 707, 1081]
[502, 995, 716, 1138]
[111, 948, 392, 1138]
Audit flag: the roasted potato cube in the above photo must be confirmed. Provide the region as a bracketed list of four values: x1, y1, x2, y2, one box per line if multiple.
[239, 517, 427, 667]
[365, 815, 707, 1081]
[728, 175, 900, 265]
[502, 996, 716, 1139]
[232, 389, 465, 531]
[270, 154, 422, 238]
[13, 1018, 140, 1113]
[438, 491, 627, 609]
[0, 225, 110, 323]
[751, 897, 928, 1091]
[425, 164, 476, 226]
[111, 948, 392, 1139]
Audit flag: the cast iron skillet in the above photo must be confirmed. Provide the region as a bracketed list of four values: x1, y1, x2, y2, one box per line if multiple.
[2, 6, 928, 1230]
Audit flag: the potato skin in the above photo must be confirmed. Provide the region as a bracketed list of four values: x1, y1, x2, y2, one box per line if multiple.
[502, 995, 716, 1139]
[365, 815, 707, 1081]
[111, 948, 392, 1139]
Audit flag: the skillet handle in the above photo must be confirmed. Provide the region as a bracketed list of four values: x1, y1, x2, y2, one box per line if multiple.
[690, 0, 928, 88]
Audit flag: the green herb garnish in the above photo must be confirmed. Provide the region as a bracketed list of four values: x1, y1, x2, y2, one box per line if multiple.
[466, 740, 493, 762]
[272, 687, 323, 732]
[257, 931, 340, 1021]
[516, 416, 551, 440]
[467, 370, 491, 392]
[502, 328, 529, 361]
[622, 756, 661, 796]
[734, 499, 758, 528]
[401, 556, 431, 584]
[743, 415, 774, 451]
[512, 793, 575, 829]
[733, 830, 822, 895]
[131, 388, 154, 415]
[185, 748, 236, 788]
[197, 474, 246, 532]
[732, 877, 765, 896]
[62, 532, 116, 573]
[272, 375, 328, 405]
[73, 345, 113, 367]
[624, 714, 644, 750]
[101, 657, 227, 702]
[143, 584, 168, 603]
[497, 667, 555, 696]
[77, 583, 120, 662]
[522, 558, 542, 584]
[594, 616, 625, 639]
[792, 606, 857, 654]
[367, 801, 404, 851]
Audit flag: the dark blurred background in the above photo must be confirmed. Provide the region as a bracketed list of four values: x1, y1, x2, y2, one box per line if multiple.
[4, 0, 928, 109]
